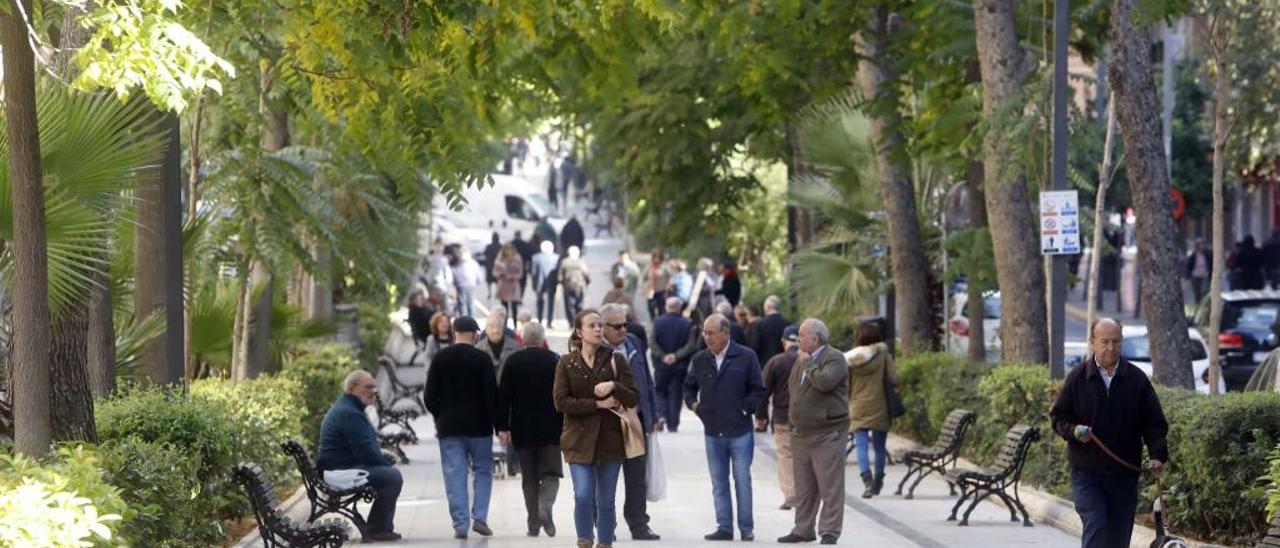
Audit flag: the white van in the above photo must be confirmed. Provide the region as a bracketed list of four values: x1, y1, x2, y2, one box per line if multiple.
[430, 174, 566, 243]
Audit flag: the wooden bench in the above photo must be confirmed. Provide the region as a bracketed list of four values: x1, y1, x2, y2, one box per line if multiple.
[378, 356, 425, 413]
[945, 424, 1040, 527]
[895, 409, 977, 499]
[374, 389, 420, 443]
[281, 440, 378, 540]
[231, 463, 349, 548]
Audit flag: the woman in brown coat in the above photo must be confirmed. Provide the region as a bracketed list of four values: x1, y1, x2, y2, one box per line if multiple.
[844, 322, 898, 499]
[493, 243, 525, 329]
[553, 309, 639, 548]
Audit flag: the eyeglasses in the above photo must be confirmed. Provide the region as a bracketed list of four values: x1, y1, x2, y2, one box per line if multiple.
[702, 329, 724, 336]
[606, 323, 626, 330]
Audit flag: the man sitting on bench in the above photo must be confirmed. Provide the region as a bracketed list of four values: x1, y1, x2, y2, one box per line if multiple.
[316, 370, 404, 542]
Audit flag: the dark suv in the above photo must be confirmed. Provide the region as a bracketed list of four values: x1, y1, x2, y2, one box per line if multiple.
[1193, 289, 1280, 391]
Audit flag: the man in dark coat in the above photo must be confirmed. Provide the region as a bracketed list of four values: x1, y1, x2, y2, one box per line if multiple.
[1050, 318, 1168, 548]
[684, 314, 766, 542]
[755, 325, 801, 510]
[424, 316, 499, 539]
[751, 295, 791, 366]
[650, 296, 697, 433]
[315, 370, 403, 542]
[496, 322, 563, 537]
[559, 215, 585, 254]
[717, 302, 747, 346]
[716, 261, 742, 307]
[602, 304, 662, 540]
[483, 232, 502, 299]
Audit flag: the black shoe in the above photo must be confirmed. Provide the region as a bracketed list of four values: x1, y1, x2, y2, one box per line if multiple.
[820, 533, 838, 545]
[742, 531, 755, 541]
[632, 527, 661, 541]
[873, 473, 885, 495]
[544, 519, 557, 537]
[527, 529, 540, 537]
[453, 530, 468, 539]
[861, 472, 875, 499]
[472, 520, 493, 536]
[779, 502, 793, 510]
[777, 533, 816, 543]
[705, 529, 734, 541]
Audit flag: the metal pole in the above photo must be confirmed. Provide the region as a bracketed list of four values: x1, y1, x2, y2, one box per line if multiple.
[1049, 0, 1070, 379]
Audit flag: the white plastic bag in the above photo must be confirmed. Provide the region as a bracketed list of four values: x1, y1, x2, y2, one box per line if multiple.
[646, 432, 667, 502]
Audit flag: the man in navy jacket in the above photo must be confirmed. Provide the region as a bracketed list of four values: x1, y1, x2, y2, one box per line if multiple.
[684, 314, 766, 542]
[316, 370, 403, 542]
[651, 296, 697, 432]
[602, 303, 662, 540]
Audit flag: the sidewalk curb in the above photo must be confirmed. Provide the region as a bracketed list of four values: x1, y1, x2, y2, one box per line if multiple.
[232, 483, 309, 548]
[887, 433, 1224, 548]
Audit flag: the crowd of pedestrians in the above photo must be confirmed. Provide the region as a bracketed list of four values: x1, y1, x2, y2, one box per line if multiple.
[312, 241, 1168, 548]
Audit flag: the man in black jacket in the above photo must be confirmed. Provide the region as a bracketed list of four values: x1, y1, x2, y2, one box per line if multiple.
[651, 296, 697, 432]
[424, 316, 499, 539]
[496, 321, 563, 538]
[684, 314, 766, 542]
[1050, 318, 1168, 548]
[752, 295, 791, 366]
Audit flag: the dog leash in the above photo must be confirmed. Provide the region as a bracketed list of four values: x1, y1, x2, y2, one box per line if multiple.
[1092, 435, 1178, 543]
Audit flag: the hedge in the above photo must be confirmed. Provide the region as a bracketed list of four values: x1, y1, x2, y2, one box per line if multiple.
[0, 445, 129, 548]
[282, 342, 361, 445]
[892, 352, 1280, 545]
[192, 376, 304, 487]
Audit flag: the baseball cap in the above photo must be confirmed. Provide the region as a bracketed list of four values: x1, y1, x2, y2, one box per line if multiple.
[783, 325, 799, 342]
[452, 316, 480, 333]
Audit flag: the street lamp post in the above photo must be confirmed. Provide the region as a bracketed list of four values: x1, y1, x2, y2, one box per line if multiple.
[1048, 0, 1070, 379]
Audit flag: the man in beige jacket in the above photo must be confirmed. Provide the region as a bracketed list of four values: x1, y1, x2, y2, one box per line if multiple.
[778, 318, 849, 545]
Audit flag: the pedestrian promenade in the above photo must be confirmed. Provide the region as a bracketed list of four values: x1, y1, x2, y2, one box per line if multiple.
[315, 410, 1077, 547]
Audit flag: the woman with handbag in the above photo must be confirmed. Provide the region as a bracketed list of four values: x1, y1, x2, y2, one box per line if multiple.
[844, 322, 900, 499]
[553, 309, 641, 548]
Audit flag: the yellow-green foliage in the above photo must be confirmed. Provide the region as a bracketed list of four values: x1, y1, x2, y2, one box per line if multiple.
[191, 376, 305, 486]
[0, 446, 128, 548]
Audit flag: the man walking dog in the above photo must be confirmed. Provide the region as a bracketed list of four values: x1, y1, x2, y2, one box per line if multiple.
[1050, 317, 1169, 548]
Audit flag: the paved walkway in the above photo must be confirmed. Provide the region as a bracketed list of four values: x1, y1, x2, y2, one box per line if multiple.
[327, 409, 1078, 547]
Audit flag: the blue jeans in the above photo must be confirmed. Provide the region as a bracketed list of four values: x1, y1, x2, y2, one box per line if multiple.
[569, 462, 623, 543]
[455, 286, 475, 317]
[705, 431, 754, 534]
[439, 436, 493, 532]
[853, 429, 888, 476]
[1071, 470, 1139, 548]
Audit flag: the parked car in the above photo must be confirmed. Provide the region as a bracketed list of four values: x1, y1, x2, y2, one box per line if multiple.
[1192, 289, 1280, 391]
[947, 291, 1001, 359]
[419, 214, 489, 263]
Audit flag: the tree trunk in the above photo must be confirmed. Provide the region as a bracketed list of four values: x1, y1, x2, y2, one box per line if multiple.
[965, 162, 989, 362]
[87, 278, 115, 397]
[307, 242, 333, 320]
[1108, 0, 1194, 389]
[856, 8, 934, 354]
[1087, 95, 1118, 329]
[1208, 27, 1231, 395]
[231, 270, 248, 379]
[185, 101, 205, 381]
[2, 0, 54, 456]
[134, 111, 184, 385]
[973, 0, 1049, 363]
[246, 260, 274, 376]
[50, 308, 95, 442]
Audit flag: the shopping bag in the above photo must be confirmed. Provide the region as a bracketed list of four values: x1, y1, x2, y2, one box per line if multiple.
[646, 432, 667, 501]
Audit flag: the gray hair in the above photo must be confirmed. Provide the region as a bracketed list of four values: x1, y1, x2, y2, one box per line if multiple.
[600, 303, 629, 322]
[714, 301, 734, 316]
[343, 370, 372, 393]
[517, 308, 533, 323]
[764, 295, 781, 313]
[521, 321, 546, 347]
[665, 296, 684, 313]
[803, 318, 829, 345]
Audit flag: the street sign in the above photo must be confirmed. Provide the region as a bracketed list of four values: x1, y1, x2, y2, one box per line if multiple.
[1040, 190, 1080, 255]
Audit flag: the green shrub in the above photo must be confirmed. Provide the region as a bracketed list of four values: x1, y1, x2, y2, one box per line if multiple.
[357, 300, 394, 367]
[98, 438, 220, 546]
[96, 387, 235, 484]
[891, 352, 987, 443]
[191, 376, 304, 487]
[1263, 442, 1280, 523]
[1153, 387, 1280, 544]
[0, 445, 129, 547]
[282, 343, 359, 445]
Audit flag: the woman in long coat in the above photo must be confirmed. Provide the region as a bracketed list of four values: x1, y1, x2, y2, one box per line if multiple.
[553, 309, 639, 548]
[844, 322, 898, 499]
[493, 243, 525, 329]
